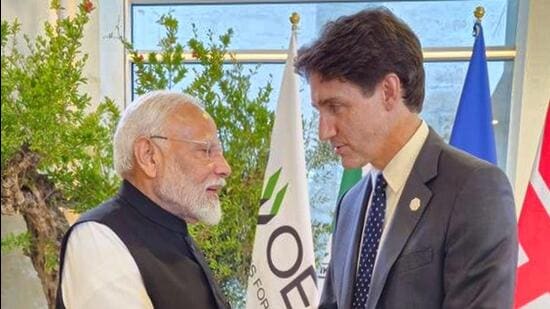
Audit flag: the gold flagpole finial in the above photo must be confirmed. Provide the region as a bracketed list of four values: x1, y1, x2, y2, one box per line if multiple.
[474, 6, 485, 22]
[290, 12, 300, 31]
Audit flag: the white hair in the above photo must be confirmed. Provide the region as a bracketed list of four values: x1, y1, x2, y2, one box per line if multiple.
[113, 90, 204, 177]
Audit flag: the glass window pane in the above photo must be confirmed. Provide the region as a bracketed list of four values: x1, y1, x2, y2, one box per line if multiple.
[132, 0, 517, 51]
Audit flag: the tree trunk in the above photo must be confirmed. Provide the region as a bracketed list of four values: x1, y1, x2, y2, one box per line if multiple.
[1, 145, 70, 309]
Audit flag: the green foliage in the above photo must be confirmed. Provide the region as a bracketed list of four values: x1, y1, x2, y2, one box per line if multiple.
[312, 221, 332, 269]
[1, 2, 120, 213]
[1, 232, 31, 254]
[303, 114, 338, 172]
[0, 231, 59, 272]
[124, 14, 187, 94]
[122, 13, 273, 304]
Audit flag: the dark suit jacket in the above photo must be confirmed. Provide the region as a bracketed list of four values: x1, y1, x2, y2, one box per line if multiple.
[320, 129, 517, 309]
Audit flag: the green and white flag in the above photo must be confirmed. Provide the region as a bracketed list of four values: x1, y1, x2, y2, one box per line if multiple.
[246, 29, 318, 309]
[337, 169, 363, 200]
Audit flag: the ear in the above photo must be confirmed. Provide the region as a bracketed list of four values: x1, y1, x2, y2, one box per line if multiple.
[133, 137, 161, 178]
[381, 73, 402, 111]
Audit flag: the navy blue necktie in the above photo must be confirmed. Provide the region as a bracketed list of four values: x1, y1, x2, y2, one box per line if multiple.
[352, 173, 387, 308]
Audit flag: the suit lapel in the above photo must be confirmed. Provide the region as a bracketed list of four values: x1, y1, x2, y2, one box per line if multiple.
[366, 172, 432, 308]
[339, 177, 372, 308]
[366, 129, 443, 309]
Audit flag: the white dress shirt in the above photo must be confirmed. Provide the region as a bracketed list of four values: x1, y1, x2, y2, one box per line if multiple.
[61, 222, 154, 308]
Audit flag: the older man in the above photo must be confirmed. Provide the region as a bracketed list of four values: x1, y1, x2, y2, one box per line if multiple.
[296, 8, 517, 309]
[56, 91, 231, 308]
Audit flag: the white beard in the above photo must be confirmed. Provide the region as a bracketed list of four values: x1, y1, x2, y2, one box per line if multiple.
[154, 159, 225, 226]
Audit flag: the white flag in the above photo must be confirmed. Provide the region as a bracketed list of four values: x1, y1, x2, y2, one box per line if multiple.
[246, 30, 318, 309]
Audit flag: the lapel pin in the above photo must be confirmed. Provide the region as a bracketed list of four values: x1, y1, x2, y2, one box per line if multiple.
[409, 197, 421, 211]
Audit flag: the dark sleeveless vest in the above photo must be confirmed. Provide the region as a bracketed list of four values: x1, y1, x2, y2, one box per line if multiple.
[56, 180, 230, 309]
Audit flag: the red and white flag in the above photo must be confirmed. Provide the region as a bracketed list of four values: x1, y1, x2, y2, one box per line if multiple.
[515, 103, 550, 308]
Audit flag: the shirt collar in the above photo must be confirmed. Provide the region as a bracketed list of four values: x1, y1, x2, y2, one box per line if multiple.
[382, 120, 429, 193]
[118, 180, 190, 235]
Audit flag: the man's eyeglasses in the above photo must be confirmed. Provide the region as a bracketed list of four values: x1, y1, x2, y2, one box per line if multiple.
[149, 135, 224, 160]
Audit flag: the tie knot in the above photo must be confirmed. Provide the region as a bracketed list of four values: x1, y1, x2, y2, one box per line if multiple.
[375, 173, 387, 192]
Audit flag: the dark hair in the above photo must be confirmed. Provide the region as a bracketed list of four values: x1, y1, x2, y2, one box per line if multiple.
[295, 7, 425, 112]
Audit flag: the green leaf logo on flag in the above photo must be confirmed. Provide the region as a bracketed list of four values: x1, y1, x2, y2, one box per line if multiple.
[258, 168, 288, 224]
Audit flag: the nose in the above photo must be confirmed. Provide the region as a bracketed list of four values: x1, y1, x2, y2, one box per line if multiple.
[213, 154, 232, 178]
[318, 114, 336, 141]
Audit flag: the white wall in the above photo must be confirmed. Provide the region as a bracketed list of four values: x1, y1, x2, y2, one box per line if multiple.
[1, 0, 55, 39]
[1, 0, 126, 109]
[99, 0, 126, 107]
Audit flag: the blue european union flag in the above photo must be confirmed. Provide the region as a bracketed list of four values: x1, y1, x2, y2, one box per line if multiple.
[450, 21, 497, 164]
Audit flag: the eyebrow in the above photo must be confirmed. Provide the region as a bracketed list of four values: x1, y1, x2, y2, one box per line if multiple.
[314, 97, 343, 108]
